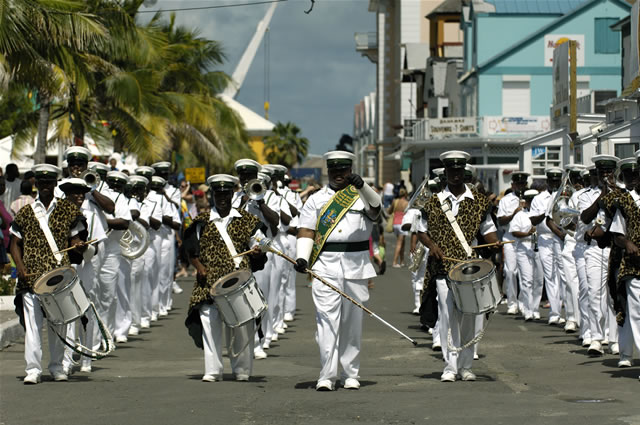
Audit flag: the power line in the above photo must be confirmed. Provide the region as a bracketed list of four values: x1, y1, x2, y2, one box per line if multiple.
[138, 0, 287, 14]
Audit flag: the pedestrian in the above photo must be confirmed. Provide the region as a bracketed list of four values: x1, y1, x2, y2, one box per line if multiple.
[389, 188, 409, 268]
[383, 181, 394, 208]
[294, 150, 381, 391]
[2, 163, 22, 207]
[10, 180, 35, 217]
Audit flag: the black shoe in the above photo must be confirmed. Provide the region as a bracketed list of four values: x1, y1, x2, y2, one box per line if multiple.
[378, 261, 386, 275]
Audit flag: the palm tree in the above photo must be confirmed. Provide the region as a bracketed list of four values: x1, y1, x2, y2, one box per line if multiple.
[263, 122, 309, 168]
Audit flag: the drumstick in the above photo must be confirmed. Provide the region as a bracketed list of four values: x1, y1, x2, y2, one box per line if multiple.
[258, 238, 418, 346]
[55, 239, 99, 254]
[442, 256, 464, 263]
[472, 240, 515, 249]
[232, 248, 258, 258]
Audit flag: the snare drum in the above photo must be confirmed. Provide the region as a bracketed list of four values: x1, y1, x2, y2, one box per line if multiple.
[33, 267, 91, 325]
[210, 270, 267, 328]
[447, 259, 500, 315]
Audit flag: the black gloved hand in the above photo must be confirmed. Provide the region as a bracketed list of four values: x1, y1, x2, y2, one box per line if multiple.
[347, 173, 364, 189]
[294, 258, 308, 273]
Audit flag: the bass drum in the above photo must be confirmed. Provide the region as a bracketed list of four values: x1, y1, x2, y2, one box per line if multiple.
[447, 259, 500, 315]
[33, 266, 90, 325]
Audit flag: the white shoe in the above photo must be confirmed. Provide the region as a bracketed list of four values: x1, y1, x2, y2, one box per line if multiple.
[254, 349, 268, 360]
[428, 328, 434, 335]
[159, 309, 168, 317]
[533, 312, 541, 320]
[507, 306, 518, 315]
[582, 338, 592, 347]
[271, 334, 278, 342]
[235, 374, 250, 381]
[128, 326, 139, 336]
[460, 368, 476, 381]
[524, 314, 533, 322]
[602, 339, 609, 345]
[151, 312, 158, 322]
[564, 321, 577, 333]
[610, 343, 619, 355]
[618, 357, 632, 368]
[140, 318, 151, 329]
[275, 327, 286, 335]
[588, 340, 604, 356]
[473, 353, 479, 360]
[282, 322, 288, 329]
[558, 317, 566, 325]
[202, 374, 220, 382]
[172, 281, 183, 294]
[432, 342, 442, 352]
[115, 335, 128, 344]
[440, 371, 456, 382]
[284, 313, 294, 322]
[343, 378, 360, 389]
[316, 379, 334, 391]
[24, 372, 41, 385]
[548, 316, 560, 325]
[262, 340, 270, 350]
[53, 372, 68, 382]
[80, 365, 92, 373]
[412, 307, 420, 315]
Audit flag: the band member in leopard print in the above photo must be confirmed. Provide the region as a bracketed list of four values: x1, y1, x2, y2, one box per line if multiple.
[417, 151, 500, 383]
[10, 164, 87, 384]
[184, 174, 267, 382]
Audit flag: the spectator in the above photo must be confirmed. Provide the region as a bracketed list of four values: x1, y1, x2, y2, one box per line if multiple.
[10, 180, 35, 216]
[383, 181, 394, 208]
[181, 180, 197, 219]
[388, 188, 409, 268]
[2, 163, 21, 206]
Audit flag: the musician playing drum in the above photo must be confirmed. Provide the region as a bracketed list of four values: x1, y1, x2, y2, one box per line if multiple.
[9, 164, 88, 384]
[184, 174, 267, 382]
[294, 151, 381, 391]
[417, 151, 501, 383]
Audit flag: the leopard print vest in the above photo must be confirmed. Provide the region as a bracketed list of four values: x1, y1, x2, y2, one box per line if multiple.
[615, 190, 640, 282]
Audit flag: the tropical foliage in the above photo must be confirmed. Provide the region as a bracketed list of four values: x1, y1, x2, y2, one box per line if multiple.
[263, 121, 309, 168]
[0, 0, 253, 168]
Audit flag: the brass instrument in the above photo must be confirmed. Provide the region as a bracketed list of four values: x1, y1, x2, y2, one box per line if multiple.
[80, 169, 101, 188]
[119, 220, 150, 260]
[245, 178, 267, 201]
[549, 173, 580, 231]
[407, 179, 433, 272]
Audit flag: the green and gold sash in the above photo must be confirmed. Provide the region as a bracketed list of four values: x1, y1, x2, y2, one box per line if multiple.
[309, 185, 360, 267]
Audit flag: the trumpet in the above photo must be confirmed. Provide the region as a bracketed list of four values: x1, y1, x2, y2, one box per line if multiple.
[80, 169, 101, 188]
[244, 178, 267, 201]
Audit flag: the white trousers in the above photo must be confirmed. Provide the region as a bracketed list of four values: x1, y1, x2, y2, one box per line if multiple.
[158, 229, 174, 313]
[114, 258, 133, 338]
[22, 292, 66, 375]
[96, 240, 122, 334]
[312, 275, 369, 382]
[502, 234, 519, 309]
[266, 249, 285, 339]
[436, 278, 475, 374]
[142, 233, 159, 320]
[561, 235, 580, 323]
[129, 256, 145, 328]
[152, 233, 164, 315]
[618, 277, 640, 358]
[199, 303, 253, 377]
[410, 253, 428, 310]
[253, 257, 272, 347]
[538, 236, 564, 320]
[583, 245, 617, 343]
[283, 234, 297, 316]
[516, 243, 536, 317]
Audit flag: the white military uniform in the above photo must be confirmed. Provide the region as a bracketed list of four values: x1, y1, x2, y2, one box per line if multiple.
[402, 208, 428, 313]
[159, 183, 181, 313]
[569, 187, 593, 341]
[141, 190, 163, 326]
[299, 186, 376, 385]
[530, 189, 564, 322]
[281, 186, 303, 320]
[496, 191, 521, 311]
[509, 209, 541, 319]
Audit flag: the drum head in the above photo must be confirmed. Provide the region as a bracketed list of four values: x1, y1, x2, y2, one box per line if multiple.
[448, 259, 494, 283]
[210, 270, 253, 296]
[33, 267, 77, 295]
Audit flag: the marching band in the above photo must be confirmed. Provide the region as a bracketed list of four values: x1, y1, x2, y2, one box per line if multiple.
[2, 146, 639, 388]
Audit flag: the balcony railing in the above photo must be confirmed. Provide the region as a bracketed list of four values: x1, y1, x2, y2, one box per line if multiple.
[355, 32, 377, 51]
[406, 116, 552, 141]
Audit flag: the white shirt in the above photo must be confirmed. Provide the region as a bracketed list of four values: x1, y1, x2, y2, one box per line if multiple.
[496, 192, 520, 234]
[205, 207, 264, 248]
[2, 177, 22, 208]
[509, 210, 533, 245]
[570, 186, 607, 243]
[416, 185, 496, 236]
[530, 190, 554, 237]
[10, 196, 85, 239]
[232, 189, 280, 238]
[401, 208, 422, 233]
[383, 182, 394, 196]
[299, 185, 376, 280]
[610, 190, 640, 235]
[106, 191, 133, 241]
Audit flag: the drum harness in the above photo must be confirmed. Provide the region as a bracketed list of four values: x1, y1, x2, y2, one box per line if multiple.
[31, 204, 114, 359]
[437, 194, 496, 353]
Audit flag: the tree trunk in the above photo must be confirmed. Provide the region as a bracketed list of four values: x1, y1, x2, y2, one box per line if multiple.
[34, 95, 50, 164]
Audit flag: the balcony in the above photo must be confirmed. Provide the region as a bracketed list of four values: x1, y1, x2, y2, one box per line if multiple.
[355, 32, 377, 63]
[405, 116, 552, 141]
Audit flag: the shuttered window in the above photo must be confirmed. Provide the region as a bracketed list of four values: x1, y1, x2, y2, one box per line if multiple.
[502, 80, 530, 117]
[595, 18, 620, 54]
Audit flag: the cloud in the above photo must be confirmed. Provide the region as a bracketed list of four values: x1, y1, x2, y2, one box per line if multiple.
[140, 0, 375, 155]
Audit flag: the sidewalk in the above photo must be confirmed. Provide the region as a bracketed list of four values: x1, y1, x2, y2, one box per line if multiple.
[0, 299, 23, 350]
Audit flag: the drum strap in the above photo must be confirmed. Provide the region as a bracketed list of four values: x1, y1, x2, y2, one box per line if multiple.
[30, 203, 64, 264]
[437, 193, 472, 258]
[213, 219, 242, 269]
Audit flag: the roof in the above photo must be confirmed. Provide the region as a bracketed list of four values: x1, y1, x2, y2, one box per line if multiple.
[473, 0, 631, 73]
[427, 0, 465, 18]
[218, 94, 275, 137]
[483, 0, 588, 14]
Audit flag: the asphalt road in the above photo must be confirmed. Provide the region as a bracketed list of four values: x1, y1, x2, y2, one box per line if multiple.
[1, 259, 639, 425]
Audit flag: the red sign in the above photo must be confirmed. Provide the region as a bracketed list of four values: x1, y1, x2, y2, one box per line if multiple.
[289, 180, 300, 191]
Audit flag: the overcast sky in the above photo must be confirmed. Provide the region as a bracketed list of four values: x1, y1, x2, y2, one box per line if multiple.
[140, 0, 376, 155]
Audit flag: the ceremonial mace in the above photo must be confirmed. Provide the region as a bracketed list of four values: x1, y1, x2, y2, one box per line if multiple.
[257, 238, 418, 346]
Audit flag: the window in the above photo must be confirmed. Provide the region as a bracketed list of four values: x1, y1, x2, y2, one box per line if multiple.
[502, 80, 530, 117]
[531, 146, 561, 176]
[614, 143, 639, 159]
[595, 18, 620, 54]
